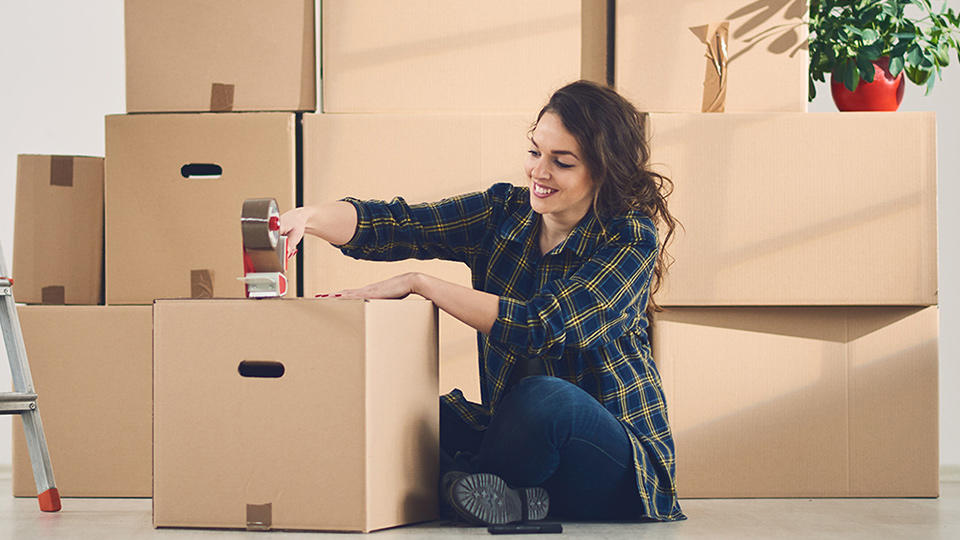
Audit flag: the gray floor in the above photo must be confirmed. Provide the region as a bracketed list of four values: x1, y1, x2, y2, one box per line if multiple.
[1, 473, 958, 539]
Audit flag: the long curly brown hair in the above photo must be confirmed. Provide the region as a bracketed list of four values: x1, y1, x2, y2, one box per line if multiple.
[534, 80, 678, 314]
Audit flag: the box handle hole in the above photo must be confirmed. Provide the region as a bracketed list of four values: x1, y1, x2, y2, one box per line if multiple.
[181, 163, 223, 179]
[238, 361, 285, 378]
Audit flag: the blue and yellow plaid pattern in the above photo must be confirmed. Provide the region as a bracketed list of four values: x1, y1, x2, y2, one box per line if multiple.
[339, 182, 684, 521]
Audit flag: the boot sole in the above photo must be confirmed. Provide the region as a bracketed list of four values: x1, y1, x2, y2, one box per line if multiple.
[449, 472, 549, 525]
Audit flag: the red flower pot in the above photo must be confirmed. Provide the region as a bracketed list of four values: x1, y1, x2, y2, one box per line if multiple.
[830, 56, 905, 111]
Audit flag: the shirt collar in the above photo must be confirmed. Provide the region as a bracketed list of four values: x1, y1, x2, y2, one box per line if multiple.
[497, 203, 605, 259]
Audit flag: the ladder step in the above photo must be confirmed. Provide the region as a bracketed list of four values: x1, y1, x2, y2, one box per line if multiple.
[0, 392, 38, 414]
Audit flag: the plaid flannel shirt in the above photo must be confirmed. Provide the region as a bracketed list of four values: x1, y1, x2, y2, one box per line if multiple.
[338, 182, 684, 521]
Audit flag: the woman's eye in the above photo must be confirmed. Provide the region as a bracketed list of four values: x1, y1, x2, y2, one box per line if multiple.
[528, 150, 540, 157]
[555, 160, 573, 169]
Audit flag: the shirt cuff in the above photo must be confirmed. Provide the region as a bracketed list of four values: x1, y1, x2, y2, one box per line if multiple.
[489, 296, 529, 348]
[333, 197, 369, 251]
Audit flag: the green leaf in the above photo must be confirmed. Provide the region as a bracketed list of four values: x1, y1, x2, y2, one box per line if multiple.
[906, 45, 923, 65]
[843, 59, 861, 91]
[905, 64, 933, 85]
[889, 55, 906, 76]
[891, 40, 911, 58]
[935, 42, 951, 65]
[856, 54, 877, 82]
[809, 77, 817, 101]
[843, 24, 864, 38]
[861, 42, 883, 60]
[862, 28, 880, 43]
[925, 70, 937, 94]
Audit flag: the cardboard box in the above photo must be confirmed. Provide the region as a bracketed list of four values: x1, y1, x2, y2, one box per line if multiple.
[616, 0, 808, 112]
[153, 298, 439, 532]
[12, 155, 103, 305]
[653, 306, 939, 498]
[12, 306, 152, 497]
[303, 113, 530, 401]
[321, 0, 607, 112]
[105, 113, 297, 304]
[647, 112, 937, 305]
[124, 0, 315, 112]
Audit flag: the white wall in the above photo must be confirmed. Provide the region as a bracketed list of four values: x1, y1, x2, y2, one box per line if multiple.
[0, 1, 957, 472]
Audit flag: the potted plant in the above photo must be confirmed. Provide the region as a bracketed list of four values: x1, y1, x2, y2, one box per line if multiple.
[810, 0, 960, 111]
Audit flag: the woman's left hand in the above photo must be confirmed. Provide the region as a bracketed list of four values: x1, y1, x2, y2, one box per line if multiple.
[334, 272, 421, 300]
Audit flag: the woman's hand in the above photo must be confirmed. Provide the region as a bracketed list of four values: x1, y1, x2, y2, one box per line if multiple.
[334, 272, 422, 300]
[279, 207, 314, 259]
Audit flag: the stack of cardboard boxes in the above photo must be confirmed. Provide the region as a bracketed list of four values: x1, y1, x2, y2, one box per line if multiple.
[618, 2, 940, 497]
[12, 155, 154, 498]
[9, 0, 939, 532]
[10, 0, 607, 533]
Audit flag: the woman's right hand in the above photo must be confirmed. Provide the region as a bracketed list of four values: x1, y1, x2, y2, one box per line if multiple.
[279, 206, 314, 259]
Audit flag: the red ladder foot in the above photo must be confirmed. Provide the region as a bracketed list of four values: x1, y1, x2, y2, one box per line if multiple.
[38, 488, 61, 512]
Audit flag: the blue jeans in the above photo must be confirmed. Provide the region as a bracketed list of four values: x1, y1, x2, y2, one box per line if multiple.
[440, 376, 643, 520]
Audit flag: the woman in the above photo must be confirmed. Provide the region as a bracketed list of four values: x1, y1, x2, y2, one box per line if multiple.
[280, 80, 685, 524]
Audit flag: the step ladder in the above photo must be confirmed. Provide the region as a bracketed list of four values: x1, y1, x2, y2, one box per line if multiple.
[0, 242, 60, 512]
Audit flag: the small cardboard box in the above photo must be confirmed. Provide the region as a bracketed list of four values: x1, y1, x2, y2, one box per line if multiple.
[303, 113, 530, 401]
[616, 0, 808, 112]
[321, 0, 607, 112]
[12, 305, 152, 497]
[648, 112, 937, 306]
[124, 0, 315, 112]
[105, 113, 297, 304]
[12, 155, 103, 305]
[153, 298, 439, 532]
[653, 306, 939, 498]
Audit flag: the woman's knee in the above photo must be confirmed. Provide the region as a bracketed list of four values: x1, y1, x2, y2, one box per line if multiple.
[498, 376, 585, 428]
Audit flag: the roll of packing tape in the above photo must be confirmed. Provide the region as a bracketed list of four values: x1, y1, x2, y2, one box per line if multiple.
[241, 198, 280, 250]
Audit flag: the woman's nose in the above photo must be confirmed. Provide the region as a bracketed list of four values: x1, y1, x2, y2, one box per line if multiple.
[530, 158, 547, 179]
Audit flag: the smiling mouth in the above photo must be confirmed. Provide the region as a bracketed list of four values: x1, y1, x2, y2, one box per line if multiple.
[532, 181, 557, 197]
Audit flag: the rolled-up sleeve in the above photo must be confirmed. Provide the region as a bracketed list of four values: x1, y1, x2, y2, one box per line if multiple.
[337, 182, 515, 264]
[489, 224, 658, 360]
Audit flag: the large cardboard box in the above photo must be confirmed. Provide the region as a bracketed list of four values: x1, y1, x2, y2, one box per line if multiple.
[616, 0, 808, 112]
[153, 298, 439, 532]
[648, 112, 937, 306]
[105, 113, 297, 304]
[653, 306, 939, 498]
[303, 113, 529, 401]
[12, 155, 103, 305]
[124, 0, 315, 112]
[12, 306, 152, 497]
[321, 0, 607, 112]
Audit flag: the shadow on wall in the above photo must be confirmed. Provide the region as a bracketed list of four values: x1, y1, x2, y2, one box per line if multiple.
[725, 0, 808, 60]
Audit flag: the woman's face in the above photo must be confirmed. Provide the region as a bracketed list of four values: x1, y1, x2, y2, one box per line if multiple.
[525, 111, 596, 225]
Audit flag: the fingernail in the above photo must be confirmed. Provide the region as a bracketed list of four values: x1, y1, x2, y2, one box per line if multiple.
[334, 294, 342, 298]
[315, 294, 328, 298]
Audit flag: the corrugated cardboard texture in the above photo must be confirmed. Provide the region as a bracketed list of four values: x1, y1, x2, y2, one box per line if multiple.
[302, 113, 530, 402]
[12, 155, 104, 305]
[648, 112, 937, 305]
[153, 298, 438, 532]
[105, 113, 296, 304]
[124, 0, 315, 112]
[616, 0, 808, 112]
[12, 306, 152, 497]
[653, 306, 939, 498]
[364, 302, 440, 530]
[322, 0, 603, 112]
